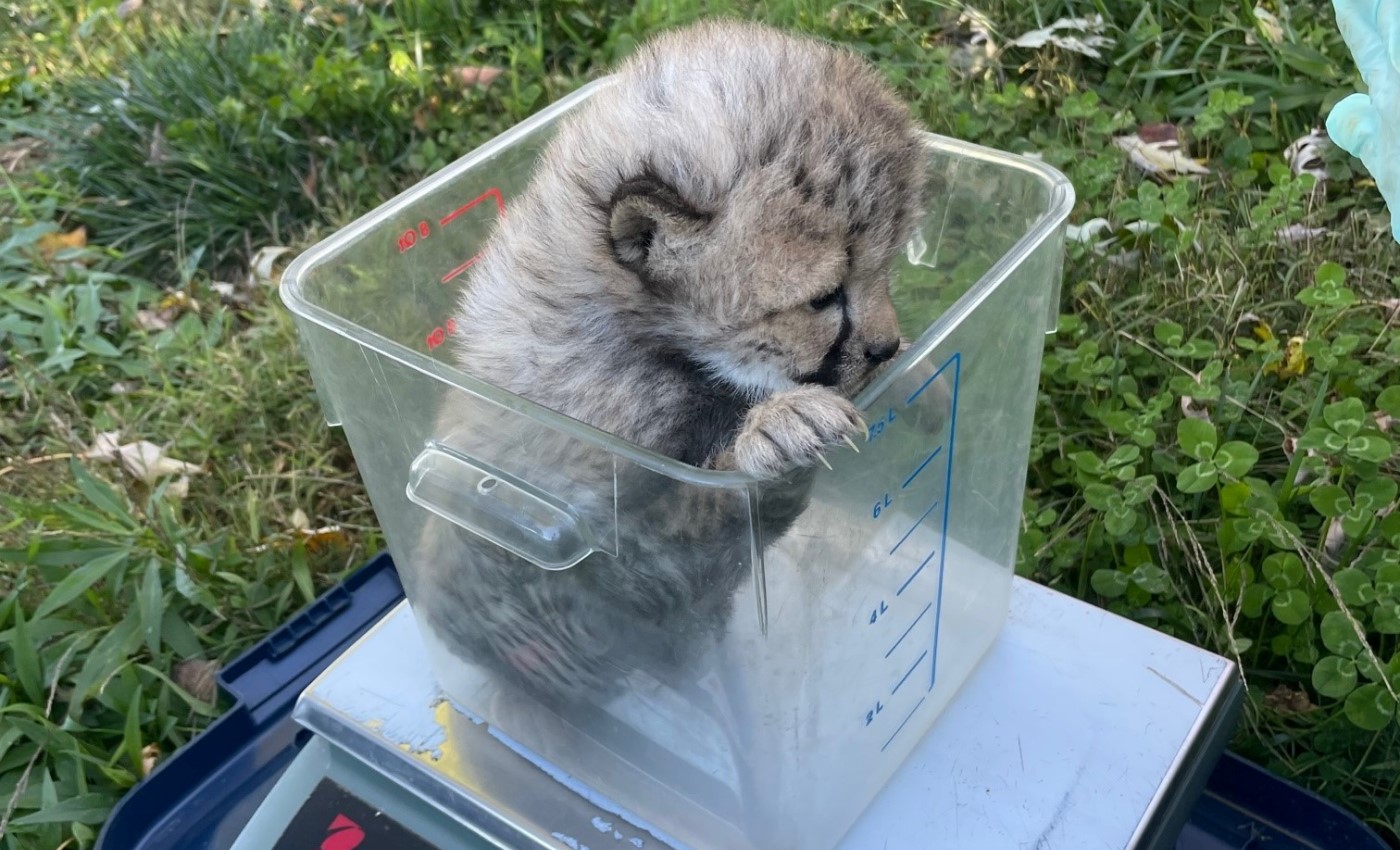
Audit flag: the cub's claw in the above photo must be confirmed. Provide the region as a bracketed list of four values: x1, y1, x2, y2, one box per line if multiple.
[732, 386, 866, 478]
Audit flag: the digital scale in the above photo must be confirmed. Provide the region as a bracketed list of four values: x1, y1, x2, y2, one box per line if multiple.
[104, 551, 1391, 850]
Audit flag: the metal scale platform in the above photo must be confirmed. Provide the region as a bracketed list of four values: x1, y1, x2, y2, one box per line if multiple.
[228, 564, 1242, 850]
[97, 553, 1399, 850]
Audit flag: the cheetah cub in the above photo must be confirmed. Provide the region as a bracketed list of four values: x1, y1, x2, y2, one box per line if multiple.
[452, 18, 923, 476]
[413, 19, 927, 703]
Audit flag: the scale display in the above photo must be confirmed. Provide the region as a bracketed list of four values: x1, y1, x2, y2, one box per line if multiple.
[272, 779, 441, 850]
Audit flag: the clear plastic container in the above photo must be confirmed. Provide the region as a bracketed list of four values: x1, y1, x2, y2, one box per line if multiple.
[281, 77, 1073, 850]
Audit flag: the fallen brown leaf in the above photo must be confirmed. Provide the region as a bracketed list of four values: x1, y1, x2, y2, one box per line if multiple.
[1280, 436, 1323, 487]
[1179, 396, 1211, 422]
[133, 309, 171, 332]
[36, 227, 87, 260]
[85, 431, 204, 486]
[172, 659, 220, 704]
[1323, 518, 1347, 564]
[1009, 14, 1114, 58]
[454, 66, 503, 88]
[1249, 5, 1284, 44]
[301, 526, 349, 553]
[1263, 683, 1315, 715]
[1284, 128, 1329, 186]
[0, 137, 45, 174]
[1114, 123, 1210, 179]
[140, 743, 160, 777]
[249, 246, 293, 287]
[1276, 224, 1327, 243]
[165, 476, 191, 499]
[949, 7, 998, 77]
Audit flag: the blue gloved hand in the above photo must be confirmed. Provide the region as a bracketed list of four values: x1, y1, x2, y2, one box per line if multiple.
[1327, 0, 1400, 242]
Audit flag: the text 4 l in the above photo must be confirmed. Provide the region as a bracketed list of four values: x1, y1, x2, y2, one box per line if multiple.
[867, 408, 897, 442]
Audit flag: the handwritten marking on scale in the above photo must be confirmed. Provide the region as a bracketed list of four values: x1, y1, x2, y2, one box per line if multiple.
[551, 820, 646, 849]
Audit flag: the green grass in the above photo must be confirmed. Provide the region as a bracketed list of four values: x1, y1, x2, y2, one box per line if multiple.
[3, 0, 1400, 847]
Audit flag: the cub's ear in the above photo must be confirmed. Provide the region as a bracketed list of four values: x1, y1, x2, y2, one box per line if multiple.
[607, 174, 711, 281]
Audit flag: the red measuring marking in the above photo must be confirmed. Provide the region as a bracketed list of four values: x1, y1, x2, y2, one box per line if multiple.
[440, 256, 480, 284]
[438, 187, 506, 284]
[440, 187, 505, 226]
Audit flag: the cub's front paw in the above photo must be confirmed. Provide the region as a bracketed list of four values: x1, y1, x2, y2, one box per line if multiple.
[733, 386, 865, 478]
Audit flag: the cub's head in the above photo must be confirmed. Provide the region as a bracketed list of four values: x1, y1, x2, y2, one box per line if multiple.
[585, 21, 926, 399]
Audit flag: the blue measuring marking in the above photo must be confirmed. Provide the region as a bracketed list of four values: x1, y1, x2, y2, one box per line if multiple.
[885, 602, 932, 658]
[873, 351, 961, 754]
[889, 499, 940, 556]
[891, 650, 928, 696]
[901, 447, 941, 489]
[928, 353, 961, 691]
[896, 545, 937, 597]
[881, 696, 926, 753]
[906, 353, 959, 406]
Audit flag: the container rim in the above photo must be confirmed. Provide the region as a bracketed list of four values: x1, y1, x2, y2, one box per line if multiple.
[280, 75, 1076, 489]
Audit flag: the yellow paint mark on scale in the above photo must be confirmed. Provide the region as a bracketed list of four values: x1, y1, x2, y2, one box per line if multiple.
[397, 699, 483, 787]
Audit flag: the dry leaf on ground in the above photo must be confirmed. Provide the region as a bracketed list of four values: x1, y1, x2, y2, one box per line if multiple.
[173, 659, 220, 704]
[1180, 397, 1211, 422]
[1284, 128, 1329, 183]
[1114, 123, 1211, 178]
[86, 431, 203, 486]
[1249, 5, 1284, 44]
[36, 227, 87, 260]
[1277, 224, 1327, 243]
[249, 246, 293, 286]
[1323, 519, 1347, 563]
[1263, 683, 1315, 715]
[949, 7, 999, 76]
[1, 137, 45, 174]
[454, 66, 503, 88]
[1009, 15, 1114, 58]
[133, 309, 171, 332]
[141, 744, 161, 776]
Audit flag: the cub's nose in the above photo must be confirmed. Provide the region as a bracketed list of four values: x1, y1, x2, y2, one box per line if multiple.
[864, 339, 899, 365]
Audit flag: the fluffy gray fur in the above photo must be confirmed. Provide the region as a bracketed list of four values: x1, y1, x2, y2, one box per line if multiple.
[410, 19, 927, 705]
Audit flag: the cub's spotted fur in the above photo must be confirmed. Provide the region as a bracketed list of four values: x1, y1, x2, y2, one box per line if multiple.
[410, 20, 927, 703]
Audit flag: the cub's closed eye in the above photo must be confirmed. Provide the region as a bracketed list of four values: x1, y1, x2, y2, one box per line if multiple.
[808, 286, 845, 311]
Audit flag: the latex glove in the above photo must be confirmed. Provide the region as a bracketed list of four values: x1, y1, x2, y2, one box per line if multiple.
[1327, 0, 1400, 242]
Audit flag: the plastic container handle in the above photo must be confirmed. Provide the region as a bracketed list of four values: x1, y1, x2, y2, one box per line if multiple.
[405, 443, 596, 571]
